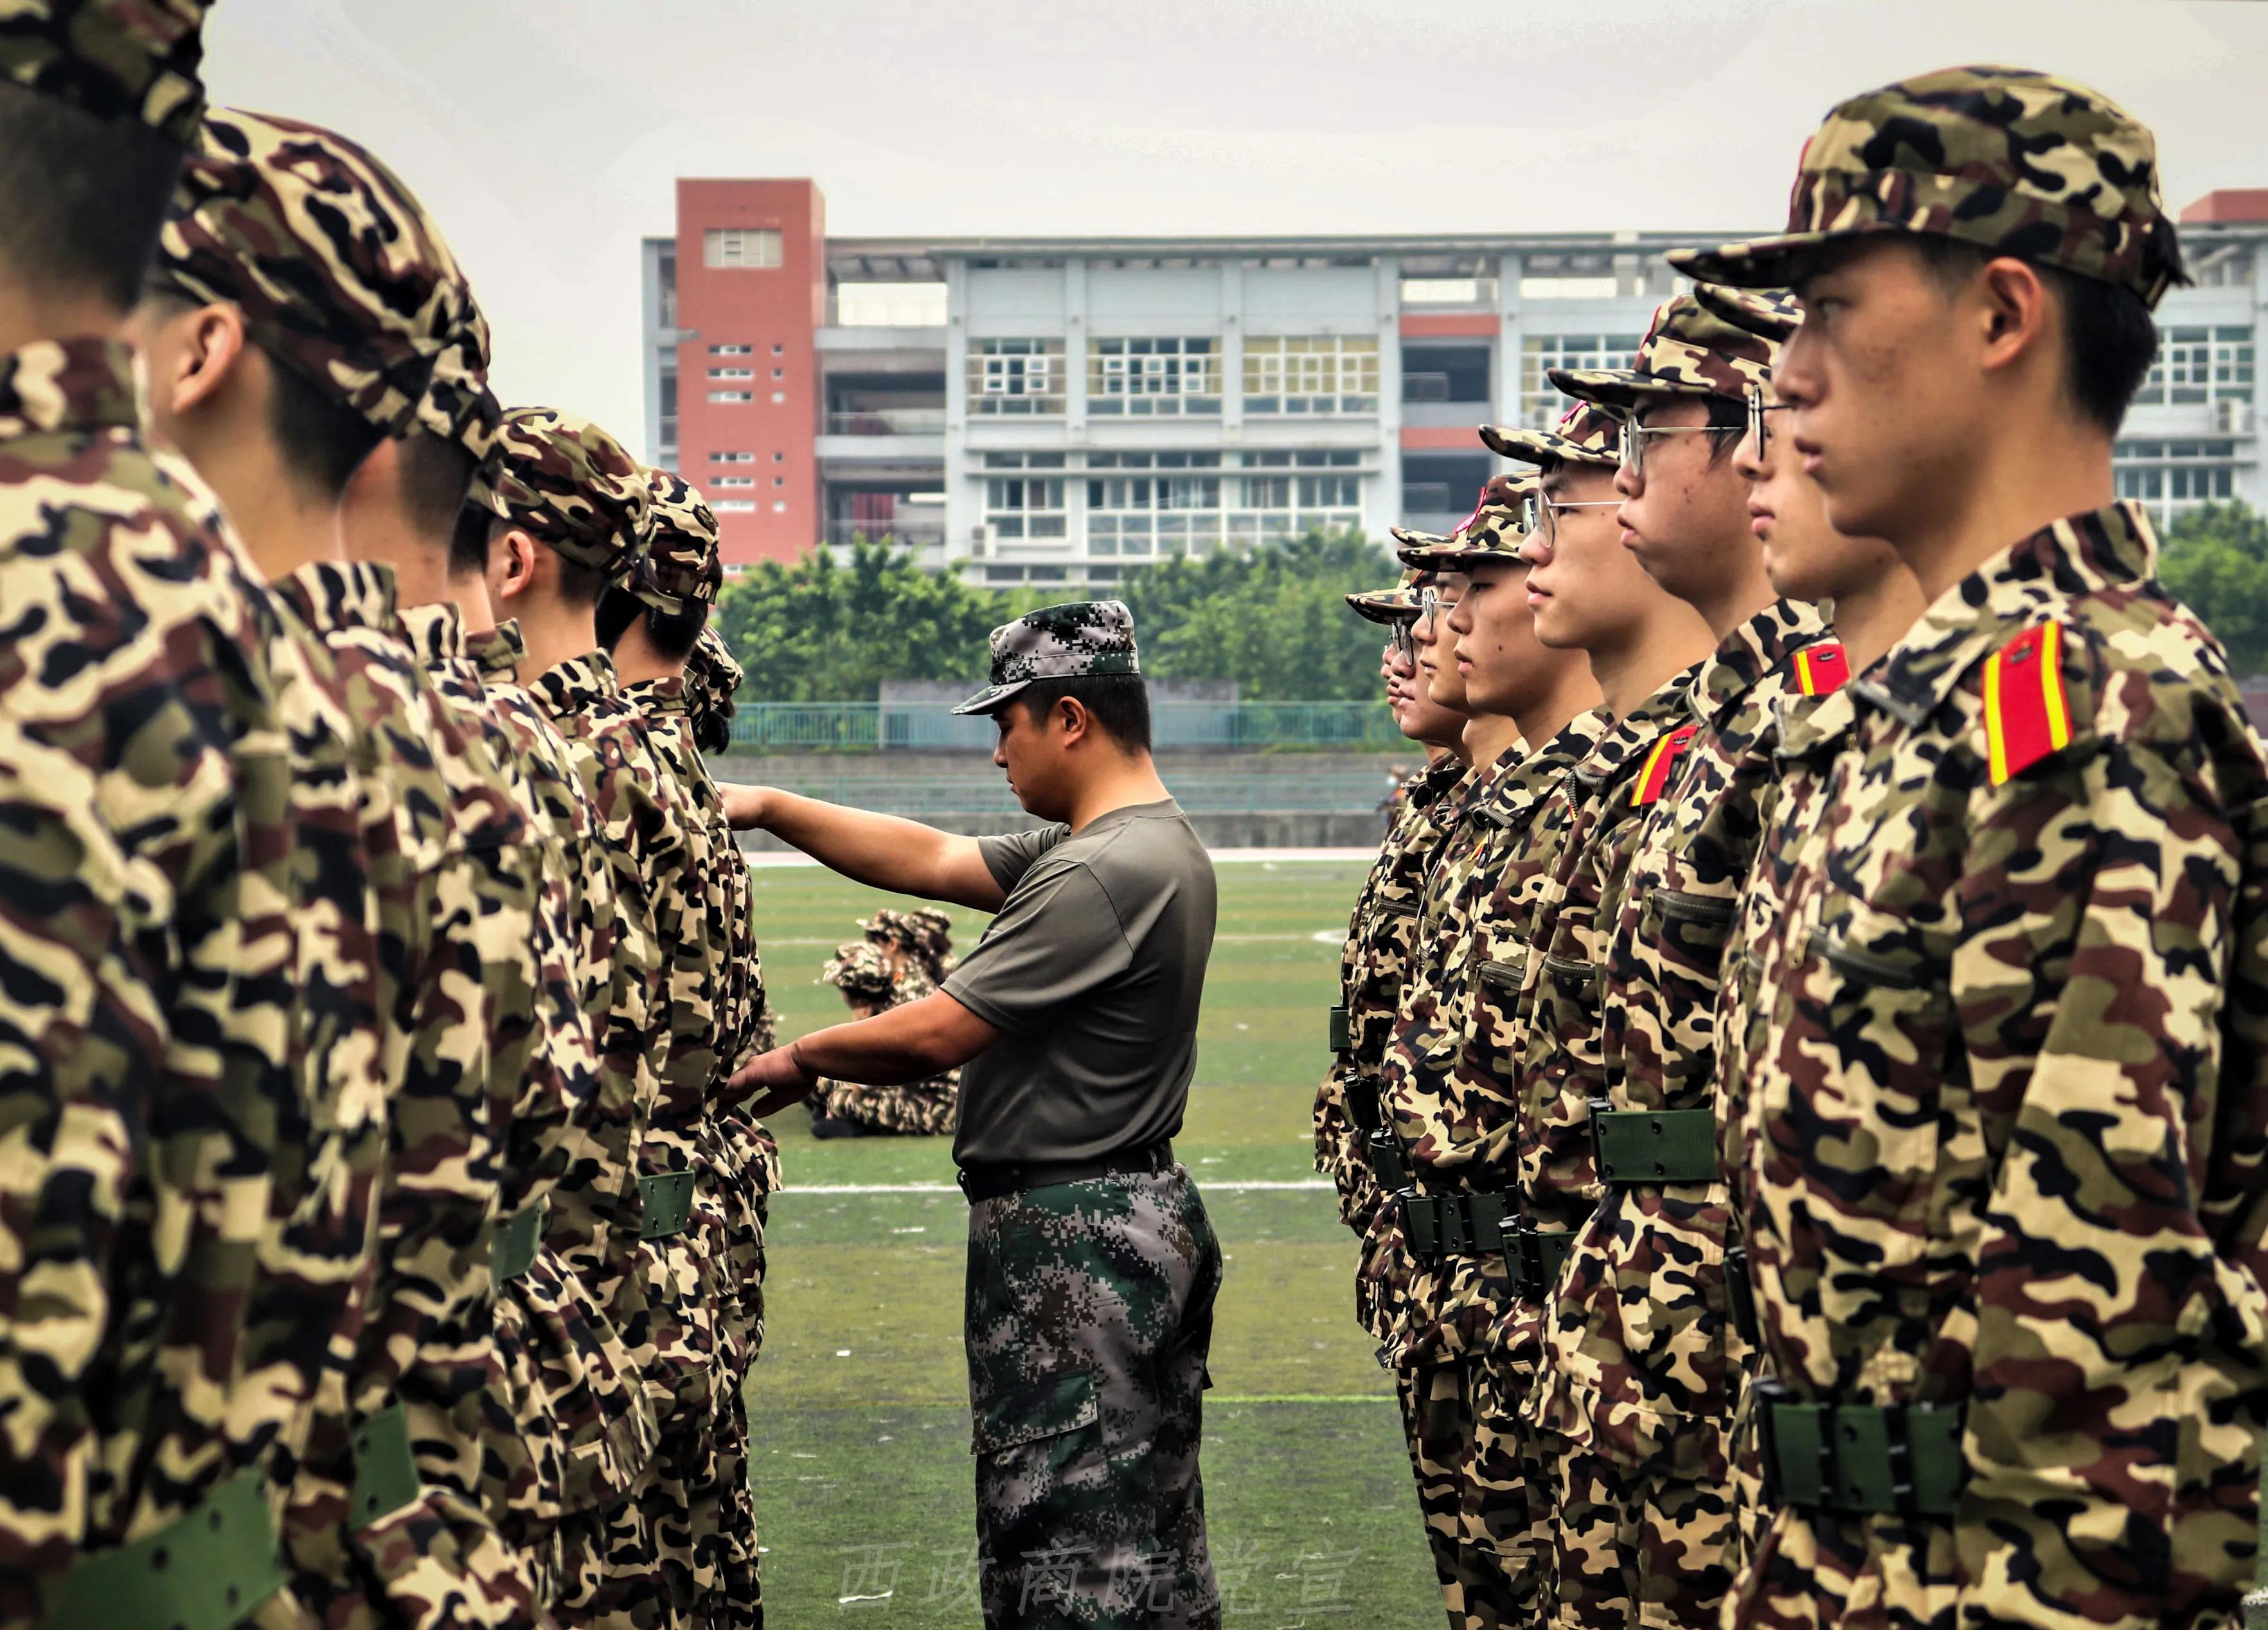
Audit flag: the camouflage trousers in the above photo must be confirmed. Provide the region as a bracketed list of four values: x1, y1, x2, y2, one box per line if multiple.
[1392, 1356, 1549, 1630]
[553, 1474, 669, 1629]
[1722, 1508, 1961, 1630]
[1542, 1437, 1734, 1630]
[812, 1077, 958, 1135]
[964, 1165, 1223, 1630]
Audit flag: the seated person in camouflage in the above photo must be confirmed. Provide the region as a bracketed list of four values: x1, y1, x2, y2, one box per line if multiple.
[806, 940, 961, 1138]
[719, 601, 1224, 1630]
[862, 906, 958, 995]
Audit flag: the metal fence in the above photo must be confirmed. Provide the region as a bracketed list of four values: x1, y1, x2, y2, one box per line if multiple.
[760, 771, 1392, 818]
[725, 699, 1398, 753]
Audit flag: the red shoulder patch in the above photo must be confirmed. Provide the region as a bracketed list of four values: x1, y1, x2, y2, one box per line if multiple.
[1791, 641, 1850, 697]
[1982, 622, 2073, 786]
[1632, 724, 1700, 807]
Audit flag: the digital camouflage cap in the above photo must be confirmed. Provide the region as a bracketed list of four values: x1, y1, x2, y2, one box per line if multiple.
[470, 406, 650, 580]
[156, 108, 502, 459]
[821, 941, 897, 1001]
[1480, 402, 1622, 470]
[1668, 65, 2184, 307]
[1393, 474, 1534, 570]
[952, 598, 1140, 716]
[0, 0, 208, 143]
[1550, 287, 1799, 413]
[634, 467, 724, 614]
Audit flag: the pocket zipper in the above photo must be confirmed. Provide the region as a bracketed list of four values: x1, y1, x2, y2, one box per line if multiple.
[1658, 891, 1737, 925]
[1809, 928, 1924, 990]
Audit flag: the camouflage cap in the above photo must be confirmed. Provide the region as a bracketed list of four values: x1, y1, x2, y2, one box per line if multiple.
[470, 406, 650, 579]
[1549, 288, 1798, 413]
[1668, 65, 2183, 307]
[1346, 568, 1425, 626]
[0, 0, 208, 143]
[821, 940, 896, 1000]
[861, 907, 952, 958]
[1691, 280, 1804, 350]
[685, 624, 742, 755]
[1394, 475, 1535, 569]
[1479, 402, 1623, 470]
[632, 467, 724, 614]
[155, 109, 503, 459]
[952, 598, 1139, 716]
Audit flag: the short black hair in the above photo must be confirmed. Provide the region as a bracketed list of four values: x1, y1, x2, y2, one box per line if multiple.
[267, 347, 384, 500]
[0, 84, 184, 312]
[595, 584, 713, 662]
[1006, 672, 1152, 752]
[448, 505, 494, 578]
[397, 430, 478, 545]
[1909, 235, 2161, 436]
[554, 553, 609, 607]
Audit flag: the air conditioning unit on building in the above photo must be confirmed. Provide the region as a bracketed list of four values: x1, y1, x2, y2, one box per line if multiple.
[969, 524, 992, 557]
[2212, 398, 2256, 436]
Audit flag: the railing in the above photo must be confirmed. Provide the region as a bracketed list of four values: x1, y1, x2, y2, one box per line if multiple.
[823, 517, 946, 548]
[753, 770, 1394, 817]
[824, 408, 947, 436]
[726, 699, 1399, 753]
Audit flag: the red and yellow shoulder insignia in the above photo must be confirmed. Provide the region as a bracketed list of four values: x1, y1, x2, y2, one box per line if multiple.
[1633, 724, 1700, 807]
[1983, 621, 2073, 786]
[1791, 641, 1850, 697]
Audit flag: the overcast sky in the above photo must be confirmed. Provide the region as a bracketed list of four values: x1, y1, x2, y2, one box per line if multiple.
[202, 0, 2268, 442]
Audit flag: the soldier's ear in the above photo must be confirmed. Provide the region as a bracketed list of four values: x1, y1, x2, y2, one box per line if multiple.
[494, 528, 540, 602]
[167, 300, 248, 418]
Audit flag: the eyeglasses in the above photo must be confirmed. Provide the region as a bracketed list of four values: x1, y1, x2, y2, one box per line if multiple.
[1389, 616, 1416, 659]
[1528, 492, 1621, 549]
[1747, 386, 1793, 458]
[1618, 413, 1721, 480]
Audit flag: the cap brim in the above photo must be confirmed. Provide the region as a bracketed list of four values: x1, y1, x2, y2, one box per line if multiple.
[951, 678, 1030, 716]
[1548, 366, 1722, 414]
[1344, 592, 1418, 626]
[1478, 422, 1618, 470]
[1666, 229, 1850, 291]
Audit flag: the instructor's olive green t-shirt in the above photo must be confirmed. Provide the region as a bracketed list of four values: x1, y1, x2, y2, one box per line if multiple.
[943, 799, 1217, 1168]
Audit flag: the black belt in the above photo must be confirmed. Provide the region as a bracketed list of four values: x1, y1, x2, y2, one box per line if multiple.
[1725, 1244, 1760, 1348]
[1589, 1099, 1717, 1183]
[49, 1467, 284, 1630]
[957, 1140, 1174, 1205]
[1399, 1196, 1574, 1298]
[1327, 1004, 1352, 1055]
[1754, 1379, 1965, 1516]
[1344, 1076, 1411, 1191]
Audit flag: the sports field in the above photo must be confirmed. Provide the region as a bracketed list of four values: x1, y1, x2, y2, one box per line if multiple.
[745, 855, 1446, 1626]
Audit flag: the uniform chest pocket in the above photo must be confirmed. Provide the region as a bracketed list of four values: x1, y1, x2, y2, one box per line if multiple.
[1777, 902, 1952, 1279]
[1645, 889, 1740, 1059]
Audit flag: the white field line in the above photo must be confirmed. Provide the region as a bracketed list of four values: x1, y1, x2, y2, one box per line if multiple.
[783, 1178, 1331, 1196]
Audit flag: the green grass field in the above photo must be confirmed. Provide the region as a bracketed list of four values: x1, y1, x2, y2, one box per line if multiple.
[746, 858, 1447, 1627]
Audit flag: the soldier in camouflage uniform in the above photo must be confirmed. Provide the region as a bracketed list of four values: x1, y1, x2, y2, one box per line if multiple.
[0, 8, 364, 1624]
[805, 939, 962, 1136]
[1509, 289, 1848, 1630]
[1673, 66, 2268, 1628]
[1373, 484, 1604, 1629]
[138, 107, 632, 1623]
[602, 464, 777, 1627]
[722, 602, 1224, 1628]
[473, 407, 728, 1627]
[862, 906, 958, 994]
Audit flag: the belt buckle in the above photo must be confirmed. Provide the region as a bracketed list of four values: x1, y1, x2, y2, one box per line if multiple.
[1883, 1401, 1915, 1516]
[1752, 1376, 1792, 1507]
[1440, 1195, 1470, 1256]
[1585, 1096, 1614, 1181]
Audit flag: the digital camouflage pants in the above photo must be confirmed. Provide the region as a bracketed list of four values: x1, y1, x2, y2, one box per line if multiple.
[1393, 1355, 1549, 1630]
[964, 1165, 1223, 1630]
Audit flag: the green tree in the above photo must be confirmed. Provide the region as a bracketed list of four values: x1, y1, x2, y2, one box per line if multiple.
[2159, 501, 2268, 677]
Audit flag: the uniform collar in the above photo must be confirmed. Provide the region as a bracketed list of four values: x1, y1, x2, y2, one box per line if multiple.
[1690, 598, 1828, 729]
[276, 559, 398, 636]
[529, 649, 621, 715]
[1573, 663, 1706, 789]
[1855, 501, 2155, 728]
[1772, 680, 1864, 764]
[0, 337, 140, 439]
[1410, 755, 1467, 809]
[620, 673, 690, 715]
[398, 600, 467, 666]
[467, 619, 527, 683]
[1483, 704, 1615, 824]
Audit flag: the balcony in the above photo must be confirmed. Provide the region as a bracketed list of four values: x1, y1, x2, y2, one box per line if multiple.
[825, 515, 946, 548]
[826, 408, 946, 436]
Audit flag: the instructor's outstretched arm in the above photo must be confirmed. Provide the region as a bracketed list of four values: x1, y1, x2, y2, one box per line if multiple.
[717, 785, 1008, 911]
[724, 990, 1000, 1119]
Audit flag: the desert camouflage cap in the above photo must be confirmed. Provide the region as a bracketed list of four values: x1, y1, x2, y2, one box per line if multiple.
[1394, 474, 1535, 569]
[1346, 568, 1426, 626]
[1668, 65, 2183, 307]
[632, 467, 724, 614]
[821, 940, 897, 1000]
[470, 406, 650, 579]
[0, 0, 208, 142]
[1480, 402, 1623, 470]
[156, 109, 501, 458]
[953, 598, 1141, 715]
[686, 623, 743, 755]
[1550, 287, 1798, 413]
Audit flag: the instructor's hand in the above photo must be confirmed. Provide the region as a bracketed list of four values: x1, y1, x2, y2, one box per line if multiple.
[717, 783, 776, 832]
[729, 1042, 819, 1119]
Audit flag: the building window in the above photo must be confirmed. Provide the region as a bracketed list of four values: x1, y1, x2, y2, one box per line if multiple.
[982, 452, 1067, 469]
[2134, 325, 2254, 406]
[1242, 336, 1379, 415]
[711, 344, 753, 355]
[714, 499, 756, 512]
[659, 371, 677, 449]
[773, 476, 785, 487]
[772, 367, 785, 379]
[771, 390, 786, 404]
[715, 476, 753, 487]
[709, 390, 753, 404]
[985, 476, 1067, 539]
[704, 228, 783, 269]
[2114, 438, 2242, 525]
[772, 499, 787, 513]
[710, 451, 755, 463]
[710, 368, 753, 379]
[1088, 337, 1220, 416]
[969, 339, 1066, 416]
[772, 451, 784, 462]
[1520, 332, 1643, 428]
[773, 343, 784, 355]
